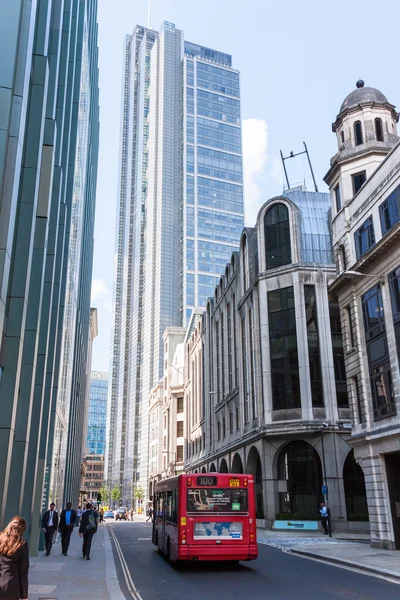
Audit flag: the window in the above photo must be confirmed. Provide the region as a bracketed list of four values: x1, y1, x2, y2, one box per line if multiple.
[217, 421, 221, 440]
[341, 131, 345, 144]
[229, 410, 234, 433]
[362, 284, 385, 341]
[354, 121, 363, 146]
[227, 303, 233, 391]
[335, 184, 341, 212]
[221, 314, 225, 398]
[329, 301, 349, 407]
[375, 118, 383, 142]
[339, 245, 347, 273]
[222, 417, 226, 438]
[177, 397, 184, 413]
[243, 236, 249, 291]
[241, 318, 249, 423]
[236, 406, 239, 430]
[352, 171, 366, 195]
[216, 321, 221, 401]
[352, 376, 364, 424]
[177, 421, 183, 437]
[177, 446, 184, 462]
[354, 216, 375, 259]
[345, 305, 355, 349]
[370, 364, 395, 420]
[233, 295, 239, 387]
[362, 284, 396, 420]
[379, 185, 400, 235]
[264, 203, 291, 269]
[389, 266, 400, 362]
[305, 286, 323, 407]
[249, 308, 257, 418]
[268, 287, 301, 410]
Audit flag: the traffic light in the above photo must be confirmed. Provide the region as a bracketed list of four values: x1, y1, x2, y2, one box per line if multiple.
[97, 492, 102, 503]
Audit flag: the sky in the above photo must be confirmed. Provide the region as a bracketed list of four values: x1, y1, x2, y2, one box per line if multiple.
[90, 0, 400, 373]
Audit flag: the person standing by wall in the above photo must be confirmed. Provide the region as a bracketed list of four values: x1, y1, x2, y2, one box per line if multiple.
[319, 503, 328, 535]
[59, 502, 77, 556]
[41, 502, 59, 556]
[79, 502, 98, 560]
[0, 516, 29, 600]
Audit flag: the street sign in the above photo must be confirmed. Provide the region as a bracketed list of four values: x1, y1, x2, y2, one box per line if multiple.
[322, 485, 328, 495]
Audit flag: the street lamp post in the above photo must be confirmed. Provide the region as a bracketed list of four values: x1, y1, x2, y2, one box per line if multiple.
[320, 423, 332, 538]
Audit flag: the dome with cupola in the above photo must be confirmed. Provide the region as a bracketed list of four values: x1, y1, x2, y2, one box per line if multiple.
[339, 80, 388, 114]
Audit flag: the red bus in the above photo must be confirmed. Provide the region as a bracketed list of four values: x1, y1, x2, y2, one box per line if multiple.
[152, 473, 258, 563]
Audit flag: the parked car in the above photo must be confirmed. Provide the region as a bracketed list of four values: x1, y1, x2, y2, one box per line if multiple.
[115, 508, 128, 521]
[104, 510, 114, 519]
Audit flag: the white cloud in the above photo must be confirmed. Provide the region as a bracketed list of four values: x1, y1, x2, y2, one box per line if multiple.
[91, 278, 109, 302]
[242, 118, 268, 226]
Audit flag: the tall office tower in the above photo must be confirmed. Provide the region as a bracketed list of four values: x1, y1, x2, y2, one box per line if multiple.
[87, 372, 108, 455]
[0, 0, 99, 551]
[107, 21, 243, 504]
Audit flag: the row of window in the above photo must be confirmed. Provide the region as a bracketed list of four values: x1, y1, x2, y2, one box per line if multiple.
[359, 267, 400, 420]
[349, 118, 384, 147]
[354, 184, 400, 260]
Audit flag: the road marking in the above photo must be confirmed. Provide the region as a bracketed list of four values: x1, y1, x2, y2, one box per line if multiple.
[138, 537, 151, 541]
[110, 527, 144, 600]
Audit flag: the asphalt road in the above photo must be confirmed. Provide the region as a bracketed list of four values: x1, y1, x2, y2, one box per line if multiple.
[109, 522, 399, 600]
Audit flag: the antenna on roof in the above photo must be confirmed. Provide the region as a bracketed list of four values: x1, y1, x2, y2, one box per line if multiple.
[279, 142, 318, 192]
[147, 0, 151, 29]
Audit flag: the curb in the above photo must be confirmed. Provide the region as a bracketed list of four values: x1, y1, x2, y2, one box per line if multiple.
[290, 548, 400, 582]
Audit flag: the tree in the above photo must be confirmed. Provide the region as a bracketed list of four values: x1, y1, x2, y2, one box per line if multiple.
[111, 485, 121, 502]
[134, 486, 145, 512]
[99, 483, 109, 503]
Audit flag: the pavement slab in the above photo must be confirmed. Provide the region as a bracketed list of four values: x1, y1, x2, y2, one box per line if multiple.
[28, 524, 126, 600]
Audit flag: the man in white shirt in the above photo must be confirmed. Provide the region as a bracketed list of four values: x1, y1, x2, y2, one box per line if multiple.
[41, 502, 59, 555]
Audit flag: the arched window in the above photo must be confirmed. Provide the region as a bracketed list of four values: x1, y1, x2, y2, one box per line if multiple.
[242, 236, 249, 291]
[343, 450, 369, 521]
[264, 203, 291, 269]
[340, 131, 345, 144]
[375, 118, 383, 142]
[277, 441, 322, 516]
[354, 121, 363, 146]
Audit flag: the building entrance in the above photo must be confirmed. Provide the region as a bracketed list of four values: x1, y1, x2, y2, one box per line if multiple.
[385, 451, 400, 549]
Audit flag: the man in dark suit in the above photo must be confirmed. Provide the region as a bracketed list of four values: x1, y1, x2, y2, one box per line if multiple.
[41, 502, 59, 556]
[79, 502, 98, 560]
[59, 501, 77, 556]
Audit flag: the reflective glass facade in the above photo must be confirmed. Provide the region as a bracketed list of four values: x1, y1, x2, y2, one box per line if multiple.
[87, 372, 108, 455]
[108, 23, 243, 505]
[182, 45, 244, 324]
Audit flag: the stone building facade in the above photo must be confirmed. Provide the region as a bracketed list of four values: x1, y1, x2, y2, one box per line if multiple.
[326, 81, 400, 549]
[184, 187, 368, 532]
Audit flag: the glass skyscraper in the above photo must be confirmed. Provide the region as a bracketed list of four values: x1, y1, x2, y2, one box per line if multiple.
[87, 372, 108, 455]
[106, 22, 243, 505]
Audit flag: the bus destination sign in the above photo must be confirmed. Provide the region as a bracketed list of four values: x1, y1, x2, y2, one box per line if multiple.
[196, 476, 217, 486]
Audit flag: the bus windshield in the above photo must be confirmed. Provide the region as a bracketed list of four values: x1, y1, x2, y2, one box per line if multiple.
[187, 488, 248, 514]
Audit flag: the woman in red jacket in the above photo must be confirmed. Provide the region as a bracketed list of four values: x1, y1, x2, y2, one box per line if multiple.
[0, 516, 29, 600]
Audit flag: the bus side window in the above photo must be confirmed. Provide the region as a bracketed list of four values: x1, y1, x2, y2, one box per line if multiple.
[172, 489, 178, 524]
[166, 491, 173, 521]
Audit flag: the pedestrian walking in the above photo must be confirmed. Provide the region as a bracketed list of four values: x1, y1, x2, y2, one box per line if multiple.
[146, 507, 153, 522]
[59, 502, 77, 556]
[99, 508, 104, 524]
[319, 502, 328, 535]
[79, 502, 98, 560]
[76, 506, 82, 527]
[41, 502, 59, 556]
[0, 516, 29, 600]
[130, 509, 134, 522]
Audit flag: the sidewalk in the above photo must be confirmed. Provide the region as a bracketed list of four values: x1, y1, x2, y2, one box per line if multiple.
[290, 541, 400, 581]
[256, 528, 400, 581]
[29, 524, 125, 600]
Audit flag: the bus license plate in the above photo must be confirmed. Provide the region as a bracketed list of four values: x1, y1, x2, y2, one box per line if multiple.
[230, 478, 240, 487]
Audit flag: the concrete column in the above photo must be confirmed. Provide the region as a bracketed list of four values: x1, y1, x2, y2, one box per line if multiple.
[294, 276, 313, 420]
[317, 282, 339, 424]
